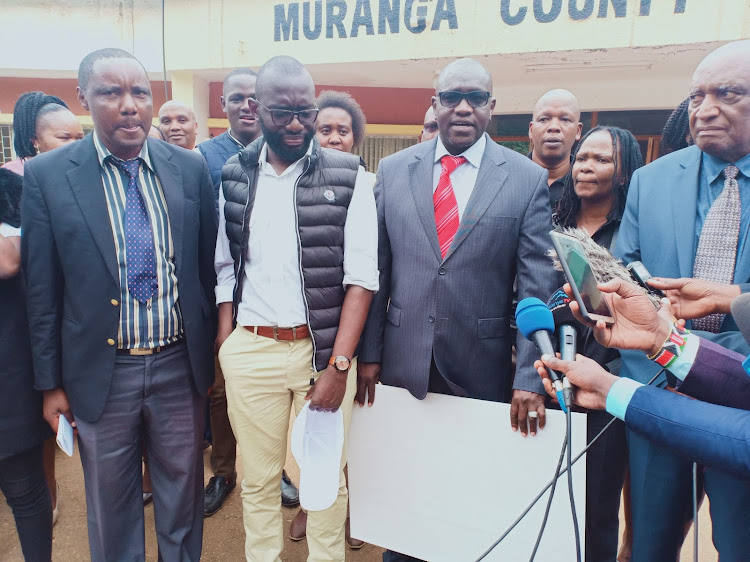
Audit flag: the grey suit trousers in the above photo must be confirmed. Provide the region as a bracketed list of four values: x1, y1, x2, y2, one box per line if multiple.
[76, 343, 205, 562]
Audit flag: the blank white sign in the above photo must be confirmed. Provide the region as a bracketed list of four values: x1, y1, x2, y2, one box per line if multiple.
[347, 385, 586, 561]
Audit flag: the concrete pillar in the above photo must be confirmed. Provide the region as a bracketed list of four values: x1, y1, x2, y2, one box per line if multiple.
[169, 71, 210, 144]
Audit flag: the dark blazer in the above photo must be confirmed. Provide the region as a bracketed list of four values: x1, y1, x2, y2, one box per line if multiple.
[360, 134, 556, 402]
[625, 339, 750, 480]
[21, 134, 217, 423]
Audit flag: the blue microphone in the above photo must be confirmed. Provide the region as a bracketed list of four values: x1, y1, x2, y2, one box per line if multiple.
[516, 297, 568, 412]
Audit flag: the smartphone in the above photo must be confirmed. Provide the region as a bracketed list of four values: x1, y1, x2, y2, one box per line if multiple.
[549, 230, 615, 325]
[627, 260, 666, 299]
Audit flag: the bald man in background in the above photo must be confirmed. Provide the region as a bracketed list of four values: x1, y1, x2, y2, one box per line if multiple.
[158, 101, 199, 150]
[420, 106, 438, 143]
[528, 89, 582, 208]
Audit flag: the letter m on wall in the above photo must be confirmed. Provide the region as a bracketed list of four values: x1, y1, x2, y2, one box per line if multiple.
[275, 3, 300, 41]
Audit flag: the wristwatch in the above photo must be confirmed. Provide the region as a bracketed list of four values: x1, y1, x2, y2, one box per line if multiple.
[329, 355, 351, 372]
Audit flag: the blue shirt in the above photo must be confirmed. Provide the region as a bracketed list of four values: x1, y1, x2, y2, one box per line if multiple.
[695, 151, 750, 279]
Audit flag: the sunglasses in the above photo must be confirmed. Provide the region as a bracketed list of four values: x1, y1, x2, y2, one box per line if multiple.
[253, 99, 319, 126]
[437, 90, 492, 109]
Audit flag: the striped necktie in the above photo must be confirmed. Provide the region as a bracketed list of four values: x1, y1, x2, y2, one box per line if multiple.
[434, 155, 466, 258]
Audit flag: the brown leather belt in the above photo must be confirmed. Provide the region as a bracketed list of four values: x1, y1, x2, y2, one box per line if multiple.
[116, 338, 184, 356]
[244, 325, 310, 341]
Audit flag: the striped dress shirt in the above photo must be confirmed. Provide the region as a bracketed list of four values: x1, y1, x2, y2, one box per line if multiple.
[94, 133, 183, 349]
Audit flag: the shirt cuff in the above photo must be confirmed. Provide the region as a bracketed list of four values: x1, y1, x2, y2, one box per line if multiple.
[665, 333, 700, 382]
[0, 223, 21, 237]
[215, 285, 234, 305]
[605, 378, 644, 421]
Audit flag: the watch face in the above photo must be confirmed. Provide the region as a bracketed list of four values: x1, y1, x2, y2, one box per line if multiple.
[334, 356, 350, 371]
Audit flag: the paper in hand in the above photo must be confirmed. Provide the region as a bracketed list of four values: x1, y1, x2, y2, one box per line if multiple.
[56, 415, 74, 457]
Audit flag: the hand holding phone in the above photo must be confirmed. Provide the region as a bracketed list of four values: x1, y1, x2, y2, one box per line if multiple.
[550, 231, 615, 325]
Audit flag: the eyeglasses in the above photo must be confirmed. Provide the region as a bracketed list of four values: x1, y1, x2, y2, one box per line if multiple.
[437, 90, 492, 109]
[253, 99, 319, 126]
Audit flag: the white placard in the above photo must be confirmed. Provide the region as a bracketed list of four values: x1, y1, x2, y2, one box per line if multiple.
[347, 385, 586, 561]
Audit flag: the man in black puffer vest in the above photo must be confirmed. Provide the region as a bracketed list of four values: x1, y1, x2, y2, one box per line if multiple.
[197, 67, 300, 518]
[214, 56, 378, 561]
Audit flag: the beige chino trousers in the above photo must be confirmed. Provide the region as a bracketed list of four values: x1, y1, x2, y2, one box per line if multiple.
[219, 325, 356, 562]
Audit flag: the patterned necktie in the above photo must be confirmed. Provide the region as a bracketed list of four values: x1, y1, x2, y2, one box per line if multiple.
[692, 164, 741, 332]
[111, 157, 158, 304]
[434, 155, 467, 258]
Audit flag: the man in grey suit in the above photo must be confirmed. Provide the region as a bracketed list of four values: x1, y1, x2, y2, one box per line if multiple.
[358, 58, 556, 439]
[22, 48, 217, 561]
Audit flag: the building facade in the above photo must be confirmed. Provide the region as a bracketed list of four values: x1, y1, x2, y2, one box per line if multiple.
[1, 0, 748, 167]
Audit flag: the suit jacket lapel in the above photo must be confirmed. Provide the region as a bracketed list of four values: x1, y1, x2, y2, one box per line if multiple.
[445, 137, 508, 261]
[672, 147, 701, 278]
[408, 142, 442, 261]
[148, 139, 184, 276]
[66, 136, 119, 284]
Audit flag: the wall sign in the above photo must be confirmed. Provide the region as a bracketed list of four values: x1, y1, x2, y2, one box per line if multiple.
[274, 0, 688, 41]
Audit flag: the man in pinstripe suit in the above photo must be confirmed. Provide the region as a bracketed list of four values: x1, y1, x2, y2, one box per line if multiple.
[359, 58, 556, 437]
[21, 48, 217, 561]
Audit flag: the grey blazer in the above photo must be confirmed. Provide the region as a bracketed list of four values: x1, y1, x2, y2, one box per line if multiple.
[360, 134, 556, 402]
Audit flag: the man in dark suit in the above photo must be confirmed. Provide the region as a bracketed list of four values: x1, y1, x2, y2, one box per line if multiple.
[614, 40, 750, 560]
[21, 48, 217, 561]
[359, 57, 556, 431]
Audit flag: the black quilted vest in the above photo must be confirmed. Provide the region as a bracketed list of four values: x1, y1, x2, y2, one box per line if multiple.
[221, 137, 359, 371]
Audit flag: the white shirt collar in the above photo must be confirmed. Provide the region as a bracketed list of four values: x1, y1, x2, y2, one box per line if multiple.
[434, 133, 486, 168]
[258, 140, 313, 178]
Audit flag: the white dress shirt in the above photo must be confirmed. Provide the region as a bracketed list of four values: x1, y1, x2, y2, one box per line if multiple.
[0, 223, 21, 237]
[215, 143, 378, 327]
[432, 134, 486, 218]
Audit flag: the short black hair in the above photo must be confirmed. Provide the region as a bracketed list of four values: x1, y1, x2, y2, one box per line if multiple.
[222, 68, 258, 95]
[78, 47, 143, 91]
[12, 91, 69, 159]
[316, 90, 367, 148]
[660, 98, 693, 157]
[554, 126, 643, 228]
[255, 56, 310, 102]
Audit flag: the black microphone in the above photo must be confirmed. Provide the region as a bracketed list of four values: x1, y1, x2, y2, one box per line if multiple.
[546, 288, 579, 410]
[516, 297, 568, 413]
[547, 288, 581, 362]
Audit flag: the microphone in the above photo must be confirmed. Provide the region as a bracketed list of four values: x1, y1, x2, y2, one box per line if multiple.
[516, 297, 568, 413]
[547, 288, 580, 409]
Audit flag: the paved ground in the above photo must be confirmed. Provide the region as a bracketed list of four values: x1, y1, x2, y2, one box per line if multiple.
[1, 441, 717, 561]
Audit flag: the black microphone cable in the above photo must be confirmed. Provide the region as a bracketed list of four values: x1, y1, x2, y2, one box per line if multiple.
[475, 368, 666, 562]
[527, 421, 567, 561]
[566, 405, 582, 562]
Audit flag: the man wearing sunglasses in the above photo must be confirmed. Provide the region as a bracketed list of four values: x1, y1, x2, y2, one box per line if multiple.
[360, 57, 556, 457]
[214, 55, 378, 561]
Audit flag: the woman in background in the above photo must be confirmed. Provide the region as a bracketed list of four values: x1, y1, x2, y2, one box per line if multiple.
[2, 91, 84, 527]
[2, 91, 84, 176]
[554, 125, 643, 562]
[0, 168, 53, 560]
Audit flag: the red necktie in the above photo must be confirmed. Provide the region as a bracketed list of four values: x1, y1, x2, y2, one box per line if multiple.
[434, 155, 466, 258]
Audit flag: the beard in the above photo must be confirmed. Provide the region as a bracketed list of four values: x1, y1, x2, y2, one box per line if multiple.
[260, 119, 314, 163]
